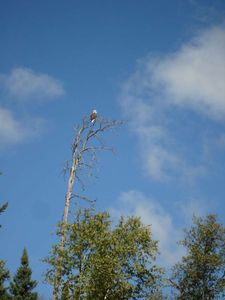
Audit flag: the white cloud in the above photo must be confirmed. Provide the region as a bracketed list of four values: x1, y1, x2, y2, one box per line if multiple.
[0, 108, 25, 144]
[0, 107, 45, 147]
[152, 26, 225, 119]
[1, 68, 65, 101]
[0, 67, 64, 147]
[111, 190, 184, 267]
[120, 25, 225, 181]
[148, 148, 179, 180]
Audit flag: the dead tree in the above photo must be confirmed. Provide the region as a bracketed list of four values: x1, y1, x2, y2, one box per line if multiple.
[51, 115, 122, 300]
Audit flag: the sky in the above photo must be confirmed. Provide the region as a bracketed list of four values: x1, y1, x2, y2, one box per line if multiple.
[0, 0, 225, 298]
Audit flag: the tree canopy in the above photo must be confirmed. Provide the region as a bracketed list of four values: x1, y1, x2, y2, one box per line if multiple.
[171, 214, 225, 300]
[45, 209, 163, 299]
[0, 260, 11, 300]
[0, 172, 8, 229]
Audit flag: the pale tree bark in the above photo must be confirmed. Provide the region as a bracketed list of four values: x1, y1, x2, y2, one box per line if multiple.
[51, 116, 121, 300]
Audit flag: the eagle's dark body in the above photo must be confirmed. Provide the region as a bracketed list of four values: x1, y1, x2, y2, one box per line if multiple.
[90, 110, 97, 123]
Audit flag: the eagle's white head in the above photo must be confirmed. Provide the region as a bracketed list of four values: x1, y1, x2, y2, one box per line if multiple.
[90, 109, 98, 123]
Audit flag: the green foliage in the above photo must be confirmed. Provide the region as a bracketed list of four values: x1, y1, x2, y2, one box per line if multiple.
[61, 282, 71, 300]
[0, 203, 8, 216]
[0, 170, 8, 229]
[171, 214, 225, 300]
[45, 209, 163, 299]
[10, 248, 38, 300]
[0, 173, 10, 299]
[0, 202, 8, 228]
[0, 260, 11, 300]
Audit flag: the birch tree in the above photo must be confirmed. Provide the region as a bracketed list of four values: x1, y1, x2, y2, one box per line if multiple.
[45, 209, 163, 300]
[170, 214, 225, 300]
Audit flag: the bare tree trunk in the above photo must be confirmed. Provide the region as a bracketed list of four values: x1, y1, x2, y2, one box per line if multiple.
[51, 117, 121, 300]
[52, 123, 85, 300]
[52, 157, 78, 300]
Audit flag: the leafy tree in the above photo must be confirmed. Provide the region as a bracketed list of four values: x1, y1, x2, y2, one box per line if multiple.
[0, 171, 8, 229]
[60, 282, 70, 300]
[0, 260, 11, 300]
[0, 202, 8, 216]
[10, 248, 38, 300]
[171, 214, 225, 300]
[0, 172, 10, 299]
[0, 202, 8, 229]
[45, 209, 163, 299]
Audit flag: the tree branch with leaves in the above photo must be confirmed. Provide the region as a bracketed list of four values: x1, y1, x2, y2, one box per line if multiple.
[0, 172, 8, 229]
[170, 214, 225, 300]
[46, 208, 164, 300]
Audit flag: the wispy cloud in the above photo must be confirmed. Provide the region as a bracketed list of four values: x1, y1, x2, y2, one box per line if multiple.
[1, 67, 65, 101]
[0, 108, 26, 145]
[0, 107, 45, 147]
[0, 67, 64, 147]
[120, 25, 225, 181]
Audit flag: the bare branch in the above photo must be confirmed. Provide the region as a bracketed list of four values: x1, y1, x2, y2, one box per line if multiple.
[59, 160, 71, 180]
[168, 278, 180, 291]
[80, 145, 114, 155]
[72, 193, 96, 204]
[75, 174, 85, 191]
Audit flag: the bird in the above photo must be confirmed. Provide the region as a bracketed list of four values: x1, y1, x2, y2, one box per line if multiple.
[90, 109, 97, 123]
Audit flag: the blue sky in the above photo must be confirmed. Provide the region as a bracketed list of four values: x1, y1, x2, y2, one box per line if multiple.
[0, 0, 225, 298]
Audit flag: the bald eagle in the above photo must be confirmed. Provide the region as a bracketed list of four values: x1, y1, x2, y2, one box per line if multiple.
[90, 109, 97, 123]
